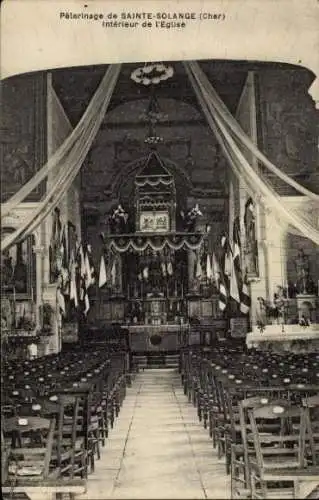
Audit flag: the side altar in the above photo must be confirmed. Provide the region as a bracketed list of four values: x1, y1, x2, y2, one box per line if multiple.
[246, 244, 319, 354]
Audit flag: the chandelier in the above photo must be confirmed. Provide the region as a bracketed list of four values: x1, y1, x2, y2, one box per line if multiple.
[131, 63, 174, 86]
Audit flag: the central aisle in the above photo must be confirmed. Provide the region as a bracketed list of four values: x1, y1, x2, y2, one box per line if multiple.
[78, 369, 230, 499]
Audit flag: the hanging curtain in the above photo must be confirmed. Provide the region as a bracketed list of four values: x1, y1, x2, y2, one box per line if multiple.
[184, 62, 319, 246]
[1, 64, 121, 251]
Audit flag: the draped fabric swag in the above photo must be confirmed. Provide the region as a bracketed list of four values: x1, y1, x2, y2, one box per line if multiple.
[184, 61, 319, 247]
[1, 65, 121, 251]
[2, 62, 318, 250]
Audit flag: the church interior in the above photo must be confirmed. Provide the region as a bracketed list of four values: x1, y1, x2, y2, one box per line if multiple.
[1, 60, 319, 500]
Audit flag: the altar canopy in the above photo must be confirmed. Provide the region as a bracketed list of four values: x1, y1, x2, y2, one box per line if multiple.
[2, 61, 319, 251]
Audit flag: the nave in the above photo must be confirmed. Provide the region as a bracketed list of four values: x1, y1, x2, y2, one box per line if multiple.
[77, 369, 229, 500]
[1, 60, 319, 500]
[2, 338, 319, 500]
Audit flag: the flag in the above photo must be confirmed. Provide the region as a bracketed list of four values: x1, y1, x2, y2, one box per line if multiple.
[77, 243, 90, 315]
[60, 225, 70, 294]
[218, 274, 228, 311]
[233, 217, 241, 271]
[195, 255, 202, 279]
[212, 252, 220, 284]
[219, 235, 230, 312]
[57, 287, 66, 315]
[69, 251, 78, 307]
[86, 244, 96, 286]
[229, 218, 241, 304]
[206, 254, 212, 280]
[50, 207, 62, 281]
[84, 251, 91, 289]
[229, 256, 240, 304]
[79, 245, 86, 284]
[233, 217, 251, 315]
[99, 254, 107, 288]
[84, 293, 90, 316]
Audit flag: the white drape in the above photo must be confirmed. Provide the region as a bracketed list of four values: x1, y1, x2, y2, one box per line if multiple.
[184, 62, 319, 247]
[186, 61, 319, 202]
[1, 65, 121, 251]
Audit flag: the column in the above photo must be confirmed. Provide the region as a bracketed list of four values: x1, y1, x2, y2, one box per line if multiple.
[32, 244, 45, 330]
[188, 249, 196, 293]
[265, 213, 287, 303]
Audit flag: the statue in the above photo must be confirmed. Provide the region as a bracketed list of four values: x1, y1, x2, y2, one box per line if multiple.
[180, 204, 202, 232]
[109, 204, 128, 234]
[244, 198, 259, 276]
[295, 249, 312, 294]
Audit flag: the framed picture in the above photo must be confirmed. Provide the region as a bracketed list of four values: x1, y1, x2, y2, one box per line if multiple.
[1, 232, 34, 299]
[140, 211, 170, 233]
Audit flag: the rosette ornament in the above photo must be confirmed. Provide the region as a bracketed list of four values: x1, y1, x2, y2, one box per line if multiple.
[131, 63, 174, 86]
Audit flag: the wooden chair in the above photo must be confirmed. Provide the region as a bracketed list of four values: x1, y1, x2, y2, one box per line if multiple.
[247, 402, 308, 499]
[230, 395, 287, 499]
[3, 415, 58, 486]
[301, 394, 319, 466]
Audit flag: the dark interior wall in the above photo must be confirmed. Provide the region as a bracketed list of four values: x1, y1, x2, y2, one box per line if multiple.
[257, 68, 319, 194]
[1, 73, 47, 203]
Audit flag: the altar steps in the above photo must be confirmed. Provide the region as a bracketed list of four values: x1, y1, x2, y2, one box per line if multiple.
[133, 354, 179, 370]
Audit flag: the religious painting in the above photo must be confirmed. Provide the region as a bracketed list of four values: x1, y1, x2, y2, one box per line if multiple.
[140, 211, 170, 233]
[1, 233, 34, 299]
[243, 198, 259, 279]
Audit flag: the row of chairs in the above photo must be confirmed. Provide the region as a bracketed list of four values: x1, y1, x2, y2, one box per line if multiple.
[1, 344, 129, 500]
[180, 342, 319, 499]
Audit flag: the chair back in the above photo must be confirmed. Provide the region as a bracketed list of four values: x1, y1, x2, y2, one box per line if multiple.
[248, 403, 304, 471]
[4, 415, 56, 480]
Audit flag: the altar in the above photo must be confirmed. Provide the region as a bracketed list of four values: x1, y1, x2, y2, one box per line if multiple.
[246, 324, 319, 354]
[127, 323, 189, 353]
[93, 143, 219, 357]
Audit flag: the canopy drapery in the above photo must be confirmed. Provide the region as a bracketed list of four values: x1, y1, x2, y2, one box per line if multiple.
[1, 64, 121, 251]
[184, 61, 319, 247]
[102, 232, 204, 253]
[2, 61, 318, 251]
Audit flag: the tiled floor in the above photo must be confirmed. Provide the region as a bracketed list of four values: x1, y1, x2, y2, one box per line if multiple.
[77, 368, 230, 499]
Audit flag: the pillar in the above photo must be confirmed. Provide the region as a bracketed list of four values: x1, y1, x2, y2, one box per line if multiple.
[32, 244, 45, 330]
